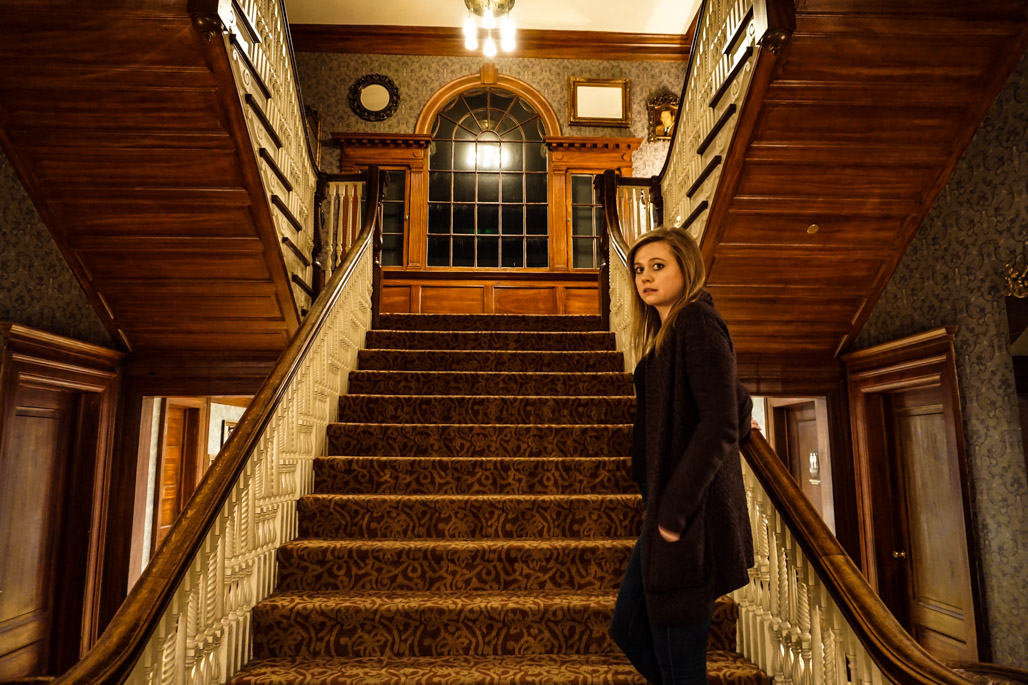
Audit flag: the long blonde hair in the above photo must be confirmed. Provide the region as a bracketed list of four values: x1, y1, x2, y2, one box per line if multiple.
[627, 227, 706, 360]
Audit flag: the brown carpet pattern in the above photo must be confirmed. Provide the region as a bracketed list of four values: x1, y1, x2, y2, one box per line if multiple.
[232, 314, 768, 684]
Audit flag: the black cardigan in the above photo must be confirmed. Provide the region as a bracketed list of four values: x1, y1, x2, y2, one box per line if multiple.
[631, 292, 755, 624]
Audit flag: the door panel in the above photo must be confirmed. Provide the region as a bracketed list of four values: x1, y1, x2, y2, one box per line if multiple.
[0, 386, 73, 677]
[888, 386, 977, 660]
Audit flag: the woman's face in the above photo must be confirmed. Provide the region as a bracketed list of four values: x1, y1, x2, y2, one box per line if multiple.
[633, 240, 686, 321]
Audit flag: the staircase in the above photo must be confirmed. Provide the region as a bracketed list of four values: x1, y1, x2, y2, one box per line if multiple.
[230, 313, 768, 684]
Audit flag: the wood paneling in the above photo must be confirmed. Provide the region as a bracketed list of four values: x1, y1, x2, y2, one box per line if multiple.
[493, 287, 558, 314]
[381, 286, 412, 314]
[0, 0, 300, 356]
[290, 25, 693, 62]
[564, 288, 600, 315]
[420, 286, 486, 314]
[697, 0, 1028, 366]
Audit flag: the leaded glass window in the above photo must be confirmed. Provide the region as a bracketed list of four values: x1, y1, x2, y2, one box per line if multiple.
[428, 87, 548, 268]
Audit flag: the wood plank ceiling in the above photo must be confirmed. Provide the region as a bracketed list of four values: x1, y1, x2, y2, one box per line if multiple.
[0, 1, 299, 356]
[703, 0, 1028, 382]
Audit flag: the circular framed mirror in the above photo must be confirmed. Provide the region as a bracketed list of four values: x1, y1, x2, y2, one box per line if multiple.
[349, 74, 399, 122]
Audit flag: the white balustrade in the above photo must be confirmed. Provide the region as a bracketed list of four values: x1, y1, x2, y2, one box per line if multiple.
[325, 180, 365, 276]
[615, 183, 656, 245]
[736, 461, 886, 685]
[662, 0, 759, 240]
[124, 237, 375, 685]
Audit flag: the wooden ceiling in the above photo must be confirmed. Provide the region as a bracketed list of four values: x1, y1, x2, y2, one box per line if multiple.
[0, 1, 299, 356]
[701, 0, 1028, 383]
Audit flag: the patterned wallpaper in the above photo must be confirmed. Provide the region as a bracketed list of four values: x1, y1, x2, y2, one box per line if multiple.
[0, 150, 112, 347]
[294, 53, 687, 178]
[854, 49, 1028, 666]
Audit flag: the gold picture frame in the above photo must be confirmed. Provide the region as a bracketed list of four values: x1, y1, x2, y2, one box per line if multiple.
[647, 92, 680, 142]
[569, 77, 631, 127]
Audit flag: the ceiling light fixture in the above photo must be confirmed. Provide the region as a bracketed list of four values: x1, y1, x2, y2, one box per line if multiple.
[463, 0, 516, 57]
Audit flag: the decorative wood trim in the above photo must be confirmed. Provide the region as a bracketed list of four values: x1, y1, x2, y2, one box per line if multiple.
[290, 25, 693, 62]
[330, 133, 433, 149]
[382, 268, 598, 283]
[0, 323, 123, 656]
[842, 326, 986, 658]
[415, 69, 562, 137]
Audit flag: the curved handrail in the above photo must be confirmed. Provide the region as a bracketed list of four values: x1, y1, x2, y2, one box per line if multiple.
[54, 167, 386, 685]
[740, 432, 976, 685]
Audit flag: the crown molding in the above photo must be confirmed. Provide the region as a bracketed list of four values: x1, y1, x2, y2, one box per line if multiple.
[290, 24, 692, 61]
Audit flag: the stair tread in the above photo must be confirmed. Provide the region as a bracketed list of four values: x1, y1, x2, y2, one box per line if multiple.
[282, 537, 636, 550]
[302, 493, 639, 501]
[258, 588, 619, 608]
[231, 651, 765, 685]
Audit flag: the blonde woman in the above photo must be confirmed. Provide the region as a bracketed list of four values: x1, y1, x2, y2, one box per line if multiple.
[610, 227, 754, 684]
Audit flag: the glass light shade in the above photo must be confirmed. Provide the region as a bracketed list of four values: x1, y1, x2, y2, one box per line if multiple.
[465, 33, 478, 50]
[463, 15, 476, 37]
[501, 17, 515, 51]
[482, 8, 496, 29]
[483, 34, 497, 57]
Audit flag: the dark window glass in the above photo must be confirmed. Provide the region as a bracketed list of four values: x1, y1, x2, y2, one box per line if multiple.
[501, 206, 524, 235]
[526, 206, 548, 234]
[502, 237, 523, 267]
[501, 174, 523, 203]
[526, 174, 547, 203]
[478, 204, 499, 234]
[428, 236, 450, 266]
[573, 237, 594, 268]
[383, 202, 404, 228]
[426, 87, 550, 267]
[572, 206, 594, 236]
[478, 173, 499, 202]
[477, 237, 499, 267]
[454, 173, 475, 202]
[453, 204, 475, 234]
[429, 172, 451, 202]
[526, 238, 548, 268]
[382, 234, 403, 266]
[571, 175, 592, 205]
[428, 204, 449, 234]
[453, 236, 475, 267]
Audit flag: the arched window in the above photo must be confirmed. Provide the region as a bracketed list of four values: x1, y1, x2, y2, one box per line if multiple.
[427, 87, 548, 268]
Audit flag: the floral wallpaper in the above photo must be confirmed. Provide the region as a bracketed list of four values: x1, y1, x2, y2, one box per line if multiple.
[854, 49, 1028, 667]
[294, 53, 687, 178]
[0, 150, 112, 347]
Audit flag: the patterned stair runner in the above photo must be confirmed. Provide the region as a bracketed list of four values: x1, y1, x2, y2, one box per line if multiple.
[232, 314, 768, 684]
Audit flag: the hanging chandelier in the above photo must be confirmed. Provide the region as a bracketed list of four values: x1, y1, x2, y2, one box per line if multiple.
[462, 0, 516, 57]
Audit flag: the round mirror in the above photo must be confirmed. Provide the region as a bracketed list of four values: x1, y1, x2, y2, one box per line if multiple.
[349, 74, 399, 122]
[360, 84, 390, 112]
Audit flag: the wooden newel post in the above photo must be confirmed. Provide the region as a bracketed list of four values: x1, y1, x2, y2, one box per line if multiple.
[649, 175, 664, 228]
[312, 173, 327, 298]
[369, 165, 388, 331]
[596, 170, 618, 332]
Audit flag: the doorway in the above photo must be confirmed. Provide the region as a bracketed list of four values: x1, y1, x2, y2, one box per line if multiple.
[764, 397, 836, 533]
[844, 328, 983, 661]
[0, 326, 121, 679]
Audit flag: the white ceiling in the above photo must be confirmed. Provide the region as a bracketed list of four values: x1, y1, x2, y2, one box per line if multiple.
[284, 0, 702, 35]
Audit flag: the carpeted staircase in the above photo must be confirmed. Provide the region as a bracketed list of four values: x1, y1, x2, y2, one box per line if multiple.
[231, 314, 768, 684]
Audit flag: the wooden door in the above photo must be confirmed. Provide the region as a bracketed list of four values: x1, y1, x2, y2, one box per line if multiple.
[151, 401, 203, 552]
[0, 386, 74, 677]
[879, 385, 978, 661]
[771, 401, 825, 517]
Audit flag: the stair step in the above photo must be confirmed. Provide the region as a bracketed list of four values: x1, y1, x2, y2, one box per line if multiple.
[276, 538, 634, 593]
[313, 456, 635, 495]
[378, 313, 604, 332]
[337, 394, 635, 425]
[358, 349, 623, 373]
[327, 423, 632, 458]
[346, 370, 634, 396]
[366, 329, 617, 351]
[231, 651, 768, 685]
[297, 494, 642, 539]
[251, 589, 620, 658]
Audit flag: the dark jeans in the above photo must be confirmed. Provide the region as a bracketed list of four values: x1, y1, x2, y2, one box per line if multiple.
[611, 536, 713, 685]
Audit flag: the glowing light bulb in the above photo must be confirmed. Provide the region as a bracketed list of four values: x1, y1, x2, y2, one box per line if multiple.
[465, 32, 478, 50]
[483, 34, 497, 57]
[500, 16, 515, 51]
[482, 8, 496, 29]
[463, 15, 476, 37]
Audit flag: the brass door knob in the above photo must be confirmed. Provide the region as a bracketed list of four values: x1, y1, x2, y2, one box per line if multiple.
[892, 551, 907, 559]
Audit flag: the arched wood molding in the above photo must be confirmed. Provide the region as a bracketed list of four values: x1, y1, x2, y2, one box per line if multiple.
[414, 64, 562, 137]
